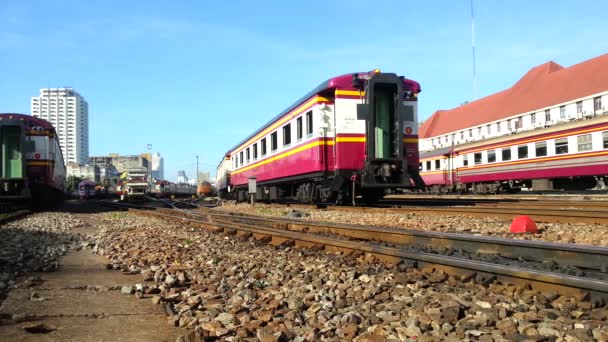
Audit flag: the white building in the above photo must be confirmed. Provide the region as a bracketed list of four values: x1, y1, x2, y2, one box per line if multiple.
[151, 152, 164, 180]
[31, 87, 89, 165]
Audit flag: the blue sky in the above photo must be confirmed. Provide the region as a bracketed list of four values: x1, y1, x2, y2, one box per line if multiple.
[1, 1, 607, 181]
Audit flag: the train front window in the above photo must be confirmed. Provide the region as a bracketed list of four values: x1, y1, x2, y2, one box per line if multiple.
[555, 138, 568, 155]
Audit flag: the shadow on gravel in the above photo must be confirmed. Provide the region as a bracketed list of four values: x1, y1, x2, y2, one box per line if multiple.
[52, 200, 126, 214]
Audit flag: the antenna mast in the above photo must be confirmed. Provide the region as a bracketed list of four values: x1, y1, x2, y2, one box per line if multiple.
[471, 0, 477, 100]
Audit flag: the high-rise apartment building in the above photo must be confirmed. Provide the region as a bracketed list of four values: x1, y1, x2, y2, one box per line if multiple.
[31, 87, 89, 165]
[151, 153, 164, 180]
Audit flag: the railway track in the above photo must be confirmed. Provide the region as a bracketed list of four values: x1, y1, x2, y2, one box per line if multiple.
[102, 202, 608, 301]
[0, 210, 31, 225]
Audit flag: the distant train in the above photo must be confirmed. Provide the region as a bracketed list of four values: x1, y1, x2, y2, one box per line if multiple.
[420, 114, 608, 193]
[217, 70, 424, 204]
[78, 180, 96, 199]
[150, 180, 197, 198]
[196, 181, 215, 197]
[0, 113, 65, 204]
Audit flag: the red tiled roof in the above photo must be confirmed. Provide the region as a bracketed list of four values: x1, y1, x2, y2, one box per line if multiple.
[420, 53, 608, 138]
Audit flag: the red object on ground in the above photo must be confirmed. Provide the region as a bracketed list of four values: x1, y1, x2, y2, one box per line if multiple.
[510, 215, 538, 234]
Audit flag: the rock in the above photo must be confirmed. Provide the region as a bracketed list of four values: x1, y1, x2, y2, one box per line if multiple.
[215, 312, 237, 326]
[164, 275, 177, 286]
[151, 295, 162, 304]
[120, 286, 134, 295]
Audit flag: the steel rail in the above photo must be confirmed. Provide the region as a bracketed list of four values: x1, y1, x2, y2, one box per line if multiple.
[164, 208, 608, 271]
[128, 207, 608, 301]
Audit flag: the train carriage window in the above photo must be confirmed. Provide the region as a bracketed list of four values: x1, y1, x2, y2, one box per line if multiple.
[253, 144, 258, 160]
[261, 138, 267, 156]
[426, 161, 431, 170]
[502, 148, 511, 161]
[577, 134, 592, 152]
[271, 132, 278, 151]
[283, 124, 291, 146]
[536, 142, 547, 157]
[603, 132, 608, 149]
[239, 151, 243, 166]
[518, 145, 528, 159]
[463, 156, 469, 167]
[435, 160, 440, 170]
[306, 111, 313, 136]
[555, 138, 568, 155]
[474, 152, 482, 165]
[487, 150, 496, 163]
[246, 148, 250, 163]
[296, 117, 303, 140]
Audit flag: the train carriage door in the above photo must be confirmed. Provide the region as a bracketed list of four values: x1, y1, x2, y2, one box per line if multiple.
[1, 126, 23, 178]
[374, 84, 397, 159]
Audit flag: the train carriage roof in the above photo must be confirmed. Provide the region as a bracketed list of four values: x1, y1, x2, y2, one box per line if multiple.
[226, 72, 421, 155]
[0, 113, 57, 132]
[420, 146, 454, 159]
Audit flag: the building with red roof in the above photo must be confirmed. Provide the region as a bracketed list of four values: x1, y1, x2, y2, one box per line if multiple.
[420, 53, 608, 152]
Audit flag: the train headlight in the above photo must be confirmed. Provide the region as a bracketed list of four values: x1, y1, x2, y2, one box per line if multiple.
[405, 127, 413, 134]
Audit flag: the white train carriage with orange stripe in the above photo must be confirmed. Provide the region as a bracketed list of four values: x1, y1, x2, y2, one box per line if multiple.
[420, 115, 608, 193]
[217, 70, 424, 204]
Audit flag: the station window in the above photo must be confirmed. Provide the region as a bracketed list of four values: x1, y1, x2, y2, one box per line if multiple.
[518, 145, 528, 159]
[576, 101, 583, 114]
[426, 161, 431, 170]
[496, 123, 501, 133]
[559, 106, 566, 119]
[536, 141, 547, 157]
[246, 148, 250, 162]
[253, 144, 258, 159]
[577, 134, 592, 152]
[261, 138, 267, 156]
[487, 150, 496, 163]
[435, 160, 440, 170]
[283, 123, 291, 146]
[531, 113, 536, 123]
[502, 148, 511, 161]
[297, 116, 303, 140]
[306, 111, 313, 135]
[474, 152, 482, 165]
[555, 138, 569, 155]
[545, 109, 551, 121]
[594, 97, 602, 112]
[271, 132, 278, 151]
[239, 151, 243, 166]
